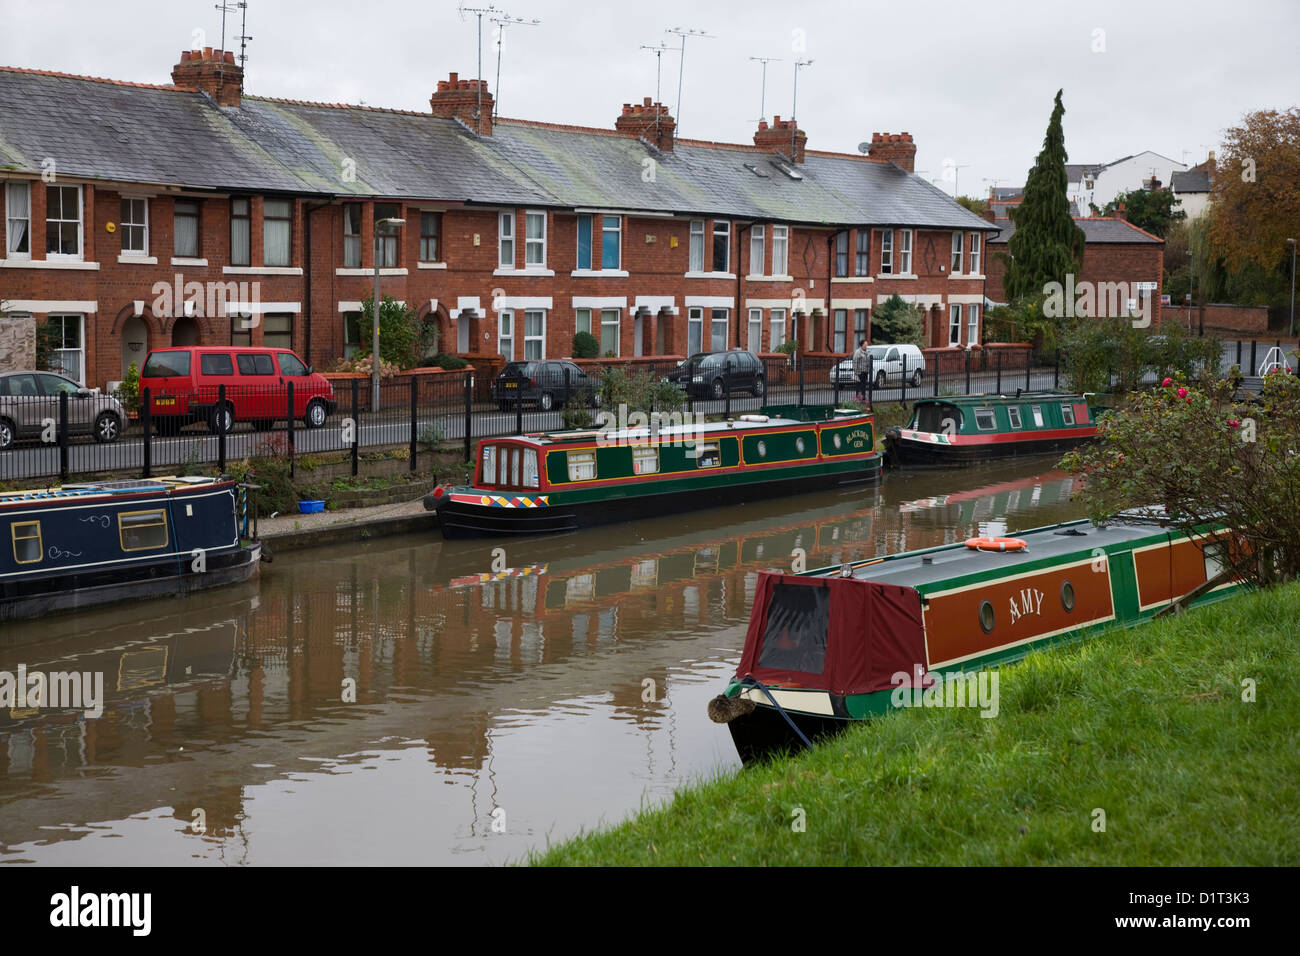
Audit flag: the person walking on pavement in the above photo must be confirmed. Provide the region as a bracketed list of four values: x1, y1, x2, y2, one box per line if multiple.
[852, 338, 872, 401]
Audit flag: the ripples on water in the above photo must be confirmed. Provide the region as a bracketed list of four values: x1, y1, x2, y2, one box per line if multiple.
[0, 459, 1083, 865]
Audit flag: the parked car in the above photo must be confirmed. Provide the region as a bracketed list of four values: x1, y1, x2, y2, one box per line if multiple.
[492, 360, 600, 411]
[830, 344, 925, 389]
[664, 350, 766, 399]
[140, 346, 337, 434]
[0, 371, 127, 450]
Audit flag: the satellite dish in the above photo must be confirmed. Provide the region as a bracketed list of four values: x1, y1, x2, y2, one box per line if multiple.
[857, 142, 871, 154]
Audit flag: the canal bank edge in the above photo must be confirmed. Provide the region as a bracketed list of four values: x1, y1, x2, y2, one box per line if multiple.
[528, 580, 1299, 867]
[258, 497, 437, 553]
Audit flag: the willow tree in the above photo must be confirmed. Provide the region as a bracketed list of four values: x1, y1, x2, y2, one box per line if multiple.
[1004, 90, 1086, 302]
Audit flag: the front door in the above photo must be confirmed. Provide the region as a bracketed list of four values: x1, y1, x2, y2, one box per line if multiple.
[122, 315, 148, 381]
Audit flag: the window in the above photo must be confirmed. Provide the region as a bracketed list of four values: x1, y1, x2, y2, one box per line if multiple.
[279, 350, 306, 375]
[974, 407, 996, 430]
[481, 445, 496, 484]
[879, 229, 893, 274]
[855, 230, 869, 276]
[173, 199, 198, 258]
[576, 215, 593, 270]
[712, 220, 730, 272]
[120, 198, 148, 254]
[567, 451, 596, 481]
[697, 441, 721, 468]
[899, 229, 913, 274]
[373, 202, 399, 268]
[524, 310, 545, 360]
[835, 231, 849, 277]
[853, 309, 869, 348]
[498, 309, 514, 359]
[232, 319, 252, 347]
[5, 182, 30, 256]
[747, 308, 763, 353]
[200, 353, 234, 375]
[1007, 406, 1022, 429]
[687, 307, 703, 355]
[263, 199, 292, 267]
[833, 309, 848, 353]
[343, 312, 362, 358]
[770, 308, 786, 350]
[263, 314, 292, 350]
[632, 446, 659, 475]
[688, 219, 705, 271]
[949, 304, 962, 346]
[499, 211, 515, 268]
[11, 521, 41, 564]
[951, 231, 963, 273]
[1061, 403, 1075, 425]
[342, 203, 362, 268]
[523, 448, 540, 489]
[119, 510, 169, 552]
[231, 198, 250, 266]
[525, 211, 546, 267]
[1031, 404, 1044, 427]
[420, 212, 440, 262]
[967, 304, 979, 345]
[46, 314, 83, 383]
[574, 308, 592, 337]
[601, 215, 620, 270]
[750, 225, 765, 275]
[143, 351, 190, 377]
[969, 233, 981, 274]
[236, 353, 275, 375]
[46, 185, 82, 257]
[600, 309, 620, 356]
[711, 309, 728, 351]
[772, 225, 788, 275]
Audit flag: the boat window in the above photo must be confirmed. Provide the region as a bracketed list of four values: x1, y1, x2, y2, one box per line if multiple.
[915, 403, 959, 433]
[568, 451, 597, 481]
[795, 436, 807, 454]
[979, 600, 995, 633]
[511, 449, 521, 487]
[11, 521, 41, 564]
[756, 440, 768, 458]
[1031, 404, 1044, 427]
[974, 407, 997, 430]
[1061, 403, 1075, 425]
[119, 510, 169, 551]
[757, 582, 830, 675]
[523, 448, 540, 488]
[697, 442, 721, 468]
[482, 445, 497, 484]
[632, 446, 659, 475]
[1007, 406, 1022, 429]
[1203, 540, 1227, 581]
[832, 433, 842, 449]
[1061, 581, 1076, 612]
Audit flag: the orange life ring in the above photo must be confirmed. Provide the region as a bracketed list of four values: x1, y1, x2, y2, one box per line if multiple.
[965, 536, 1028, 552]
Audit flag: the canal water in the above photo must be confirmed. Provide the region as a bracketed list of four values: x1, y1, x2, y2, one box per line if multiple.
[0, 458, 1086, 865]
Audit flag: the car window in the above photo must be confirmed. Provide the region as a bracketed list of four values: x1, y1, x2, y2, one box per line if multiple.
[700, 355, 722, 368]
[502, 362, 533, 377]
[869, 347, 888, 360]
[3, 374, 39, 396]
[277, 352, 308, 376]
[236, 353, 276, 375]
[201, 353, 234, 376]
[38, 374, 79, 396]
[142, 351, 190, 377]
[886, 348, 899, 362]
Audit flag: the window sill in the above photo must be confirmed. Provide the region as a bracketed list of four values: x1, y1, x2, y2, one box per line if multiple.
[171, 257, 208, 267]
[684, 272, 736, 280]
[0, 257, 100, 270]
[745, 274, 793, 282]
[335, 267, 409, 276]
[571, 269, 629, 278]
[117, 254, 157, 265]
[831, 275, 874, 284]
[417, 261, 448, 270]
[224, 265, 304, 275]
[494, 267, 555, 277]
[878, 273, 917, 280]
[949, 272, 985, 280]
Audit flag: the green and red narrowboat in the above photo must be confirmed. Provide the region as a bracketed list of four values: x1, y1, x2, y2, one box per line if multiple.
[883, 392, 1099, 467]
[708, 513, 1242, 763]
[425, 405, 881, 539]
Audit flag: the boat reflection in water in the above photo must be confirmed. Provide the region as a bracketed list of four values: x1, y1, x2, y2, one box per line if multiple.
[0, 459, 1081, 865]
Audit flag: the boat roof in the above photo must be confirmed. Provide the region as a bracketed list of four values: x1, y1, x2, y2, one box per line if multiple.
[490, 408, 870, 447]
[913, 392, 1088, 407]
[0, 476, 228, 503]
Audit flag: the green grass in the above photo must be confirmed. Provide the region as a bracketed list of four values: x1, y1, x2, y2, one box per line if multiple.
[530, 583, 1300, 866]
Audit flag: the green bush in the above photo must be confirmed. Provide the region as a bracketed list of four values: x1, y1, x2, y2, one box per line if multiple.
[572, 331, 600, 358]
[598, 366, 687, 415]
[117, 361, 141, 415]
[354, 295, 420, 369]
[421, 353, 469, 370]
[872, 294, 926, 347]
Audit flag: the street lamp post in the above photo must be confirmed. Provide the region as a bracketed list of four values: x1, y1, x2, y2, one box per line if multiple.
[1287, 238, 1296, 338]
[372, 216, 406, 409]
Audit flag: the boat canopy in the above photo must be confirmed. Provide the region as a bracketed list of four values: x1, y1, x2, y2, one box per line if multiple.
[736, 572, 925, 696]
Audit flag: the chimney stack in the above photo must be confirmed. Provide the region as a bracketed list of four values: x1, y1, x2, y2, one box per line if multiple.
[172, 47, 243, 107]
[615, 97, 675, 152]
[867, 132, 917, 173]
[431, 72, 495, 135]
[754, 116, 807, 163]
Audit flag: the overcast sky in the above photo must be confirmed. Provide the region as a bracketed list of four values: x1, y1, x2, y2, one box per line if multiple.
[4, 0, 1297, 196]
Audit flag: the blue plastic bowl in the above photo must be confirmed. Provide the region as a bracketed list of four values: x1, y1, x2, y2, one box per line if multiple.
[299, 500, 325, 514]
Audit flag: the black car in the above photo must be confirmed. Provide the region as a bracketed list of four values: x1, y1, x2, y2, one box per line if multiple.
[665, 350, 766, 399]
[492, 360, 600, 411]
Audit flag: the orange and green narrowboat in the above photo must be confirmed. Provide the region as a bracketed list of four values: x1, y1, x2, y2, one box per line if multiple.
[883, 391, 1099, 467]
[709, 513, 1242, 763]
[425, 405, 881, 539]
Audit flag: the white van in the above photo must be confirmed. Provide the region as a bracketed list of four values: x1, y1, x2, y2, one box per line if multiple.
[831, 344, 926, 389]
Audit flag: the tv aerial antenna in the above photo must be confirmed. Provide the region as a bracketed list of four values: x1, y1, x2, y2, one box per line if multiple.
[490, 12, 540, 120]
[748, 56, 783, 124]
[665, 26, 716, 136]
[459, 3, 504, 134]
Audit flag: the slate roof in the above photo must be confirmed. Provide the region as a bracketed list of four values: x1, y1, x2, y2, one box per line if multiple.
[988, 215, 1162, 245]
[1170, 168, 1212, 193]
[0, 65, 995, 232]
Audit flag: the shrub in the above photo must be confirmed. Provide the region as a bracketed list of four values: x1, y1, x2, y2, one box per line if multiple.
[872, 294, 926, 347]
[353, 295, 420, 369]
[572, 331, 600, 358]
[421, 353, 469, 370]
[117, 361, 141, 415]
[598, 366, 687, 415]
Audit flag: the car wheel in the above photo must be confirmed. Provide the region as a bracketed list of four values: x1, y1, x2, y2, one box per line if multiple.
[208, 404, 234, 435]
[539, 391, 554, 412]
[752, 375, 766, 397]
[93, 411, 122, 443]
[0, 418, 14, 451]
[252, 419, 274, 432]
[875, 370, 887, 389]
[305, 398, 328, 428]
[711, 378, 725, 400]
[911, 369, 924, 387]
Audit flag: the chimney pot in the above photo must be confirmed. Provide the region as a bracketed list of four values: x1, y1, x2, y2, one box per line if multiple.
[203, 46, 212, 58]
[224, 50, 235, 64]
[449, 72, 458, 83]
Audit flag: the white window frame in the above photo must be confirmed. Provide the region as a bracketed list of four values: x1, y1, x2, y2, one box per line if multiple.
[574, 307, 592, 337]
[576, 214, 593, 270]
[600, 215, 621, 270]
[1031, 404, 1044, 427]
[688, 219, 705, 272]
[772, 224, 789, 276]
[523, 309, 546, 360]
[879, 229, 893, 274]
[687, 306, 704, 355]
[342, 202, 362, 269]
[951, 231, 963, 274]
[750, 224, 765, 276]
[710, 308, 729, 352]
[1008, 406, 1022, 429]
[120, 197, 149, 255]
[949, 304, 962, 346]
[969, 232, 981, 274]
[967, 304, 980, 346]
[899, 229, 913, 274]
[499, 211, 515, 269]
[47, 313, 84, 384]
[498, 308, 514, 360]
[46, 184, 83, 259]
[770, 308, 786, 350]
[600, 308, 620, 357]
[4, 181, 31, 258]
[263, 198, 293, 267]
[1061, 403, 1076, 426]
[712, 220, 730, 273]
[747, 308, 763, 353]
[525, 210, 546, 268]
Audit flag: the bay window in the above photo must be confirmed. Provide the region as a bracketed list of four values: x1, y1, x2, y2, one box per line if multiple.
[855, 309, 869, 347]
[264, 199, 292, 267]
[750, 225, 765, 275]
[577, 215, 593, 269]
[47, 185, 82, 257]
[343, 312, 362, 358]
[688, 219, 705, 271]
[747, 308, 763, 353]
[120, 198, 148, 255]
[687, 307, 704, 354]
[772, 225, 788, 275]
[770, 308, 787, 350]
[231, 197, 251, 266]
[899, 229, 913, 274]
[711, 308, 728, 351]
[5, 182, 30, 256]
[523, 310, 545, 360]
[600, 308, 620, 356]
[173, 199, 198, 258]
[263, 313, 292, 349]
[575, 308, 592, 337]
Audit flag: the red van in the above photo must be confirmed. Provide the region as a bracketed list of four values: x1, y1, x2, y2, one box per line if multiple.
[140, 346, 337, 434]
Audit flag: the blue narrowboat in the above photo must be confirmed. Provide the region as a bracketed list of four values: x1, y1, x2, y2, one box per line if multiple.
[0, 476, 262, 623]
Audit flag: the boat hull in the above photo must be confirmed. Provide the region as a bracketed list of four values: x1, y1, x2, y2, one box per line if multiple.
[884, 431, 1095, 468]
[723, 701, 855, 765]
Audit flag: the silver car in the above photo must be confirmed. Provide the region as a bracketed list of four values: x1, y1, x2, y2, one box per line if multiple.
[0, 371, 127, 450]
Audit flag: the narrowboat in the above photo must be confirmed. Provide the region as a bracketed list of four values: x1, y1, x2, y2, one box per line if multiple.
[425, 405, 882, 539]
[0, 476, 262, 623]
[883, 391, 1099, 467]
[708, 512, 1242, 764]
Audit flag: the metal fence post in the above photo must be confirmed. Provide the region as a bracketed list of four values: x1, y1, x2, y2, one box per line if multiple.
[409, 375, 418, 473]
[141, 386, 152, 479]
[965, 348, 972, 394]
[1025, 350, 1032, 392]
[58, 391, 69, 483]
[1054, 349, 1061, 389]
[351, 378, 360, 477]
[724, 372, 731, 418]
[995, 350, 1002, 394]
[515, 382, 523, 435]
[1250, 339, 1257, 375]
[798, 353, 805, 407]
[217, 383, 227, 475]
[463, 371, 473, 463]
[934, 353, 940, 397]
[901, 355, 908, 405]
[867, 356, 873, 410]
[287, 381, 296, 479]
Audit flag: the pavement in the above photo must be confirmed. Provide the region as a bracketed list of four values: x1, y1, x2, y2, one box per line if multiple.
[256, 492, 437, 554]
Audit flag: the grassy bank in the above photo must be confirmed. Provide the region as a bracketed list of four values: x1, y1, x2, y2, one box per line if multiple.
[532, 582, 1300, 866]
